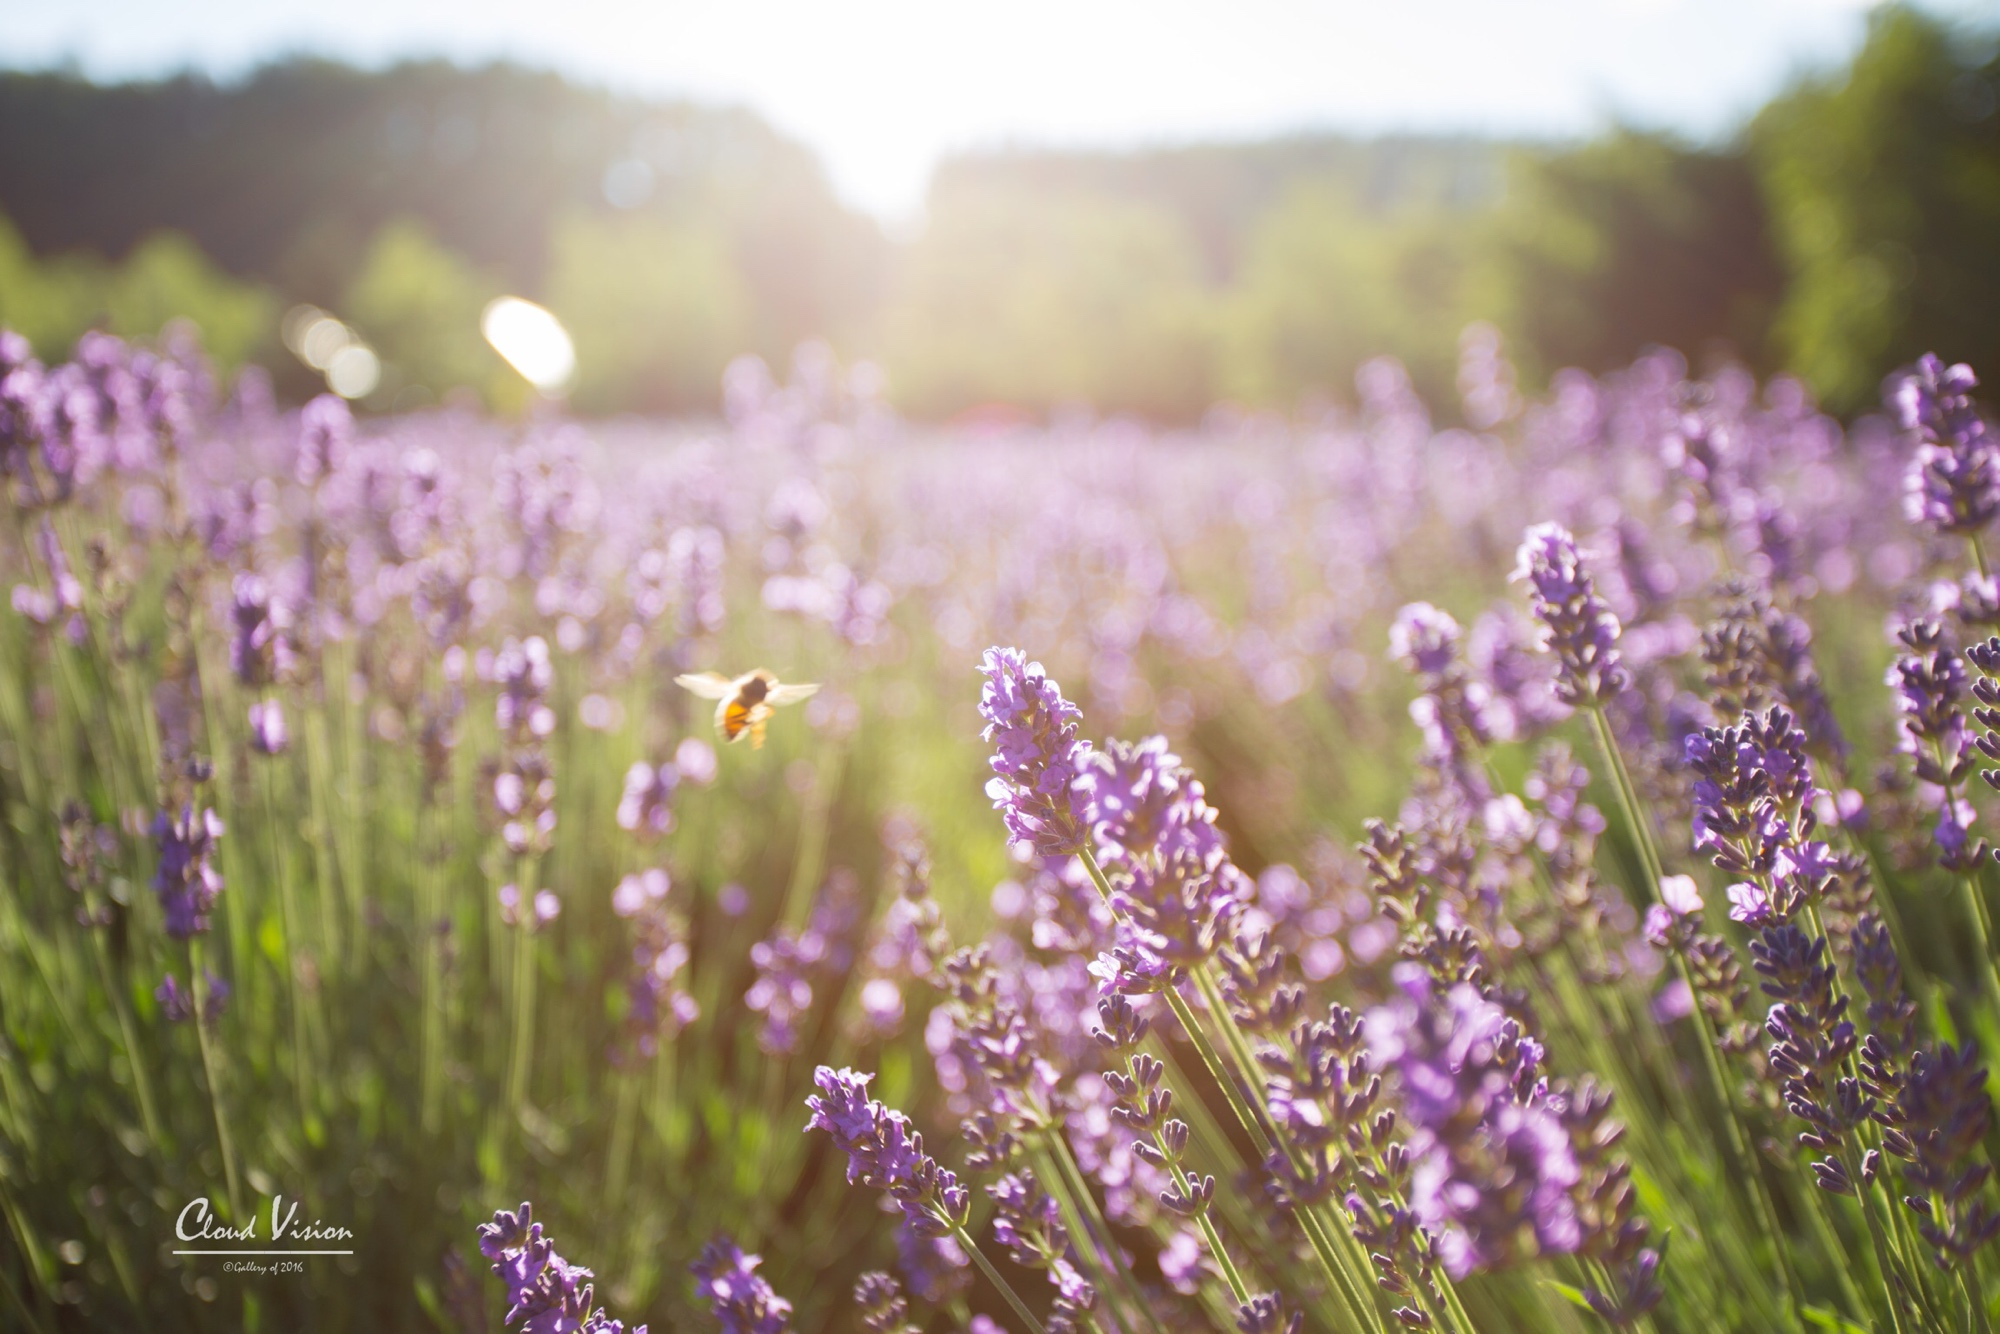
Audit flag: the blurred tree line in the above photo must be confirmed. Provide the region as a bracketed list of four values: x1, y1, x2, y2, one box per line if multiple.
[0, 5, 1992, 420]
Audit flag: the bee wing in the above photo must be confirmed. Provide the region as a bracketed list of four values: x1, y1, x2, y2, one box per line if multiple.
[765, 682, 821, 708]
[749, 716, 769, 749]
[676, 672, 736, 700]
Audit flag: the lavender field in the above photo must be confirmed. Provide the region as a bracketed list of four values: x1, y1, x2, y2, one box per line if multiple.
[4, 322, 2000, 1334]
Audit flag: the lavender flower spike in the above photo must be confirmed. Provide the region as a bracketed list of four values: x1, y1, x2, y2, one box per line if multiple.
[805, 1066, 971, 1236]
[1512, 523, 1627, 708]
[1389, 601, 1461, 679]
[248, 699, 288, 756]
[978, 647, 1091, 857]
[157, 970, 230, 1025]
[477, 1201, 646, 1334]
[1894, 354, 1999, 537]
[691, 1236, 792, 1334]
[152, 805, 225, 939]
[1366, 965, 1579, 1280]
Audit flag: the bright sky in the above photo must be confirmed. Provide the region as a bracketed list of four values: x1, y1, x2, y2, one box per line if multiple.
[4, 0, 1996, 219]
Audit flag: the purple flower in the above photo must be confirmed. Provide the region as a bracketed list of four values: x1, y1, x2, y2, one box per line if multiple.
[1109, 854, 1238, 973]
[977, 647, 1091, 857]
[859, 978, 905, 1031]
[1686, 708, 1821, 897]
[152, 805, 224, 939]
[1390, 602, 1461, 679]
[1078, 735, 1226, 870]
[1512, 523, 1627, 708]
[1657, 874, 1703, 917]
[1235, 1292, 1304, 1334]
[1725, 882, 1772, 927]
[1365, 967, 1578, 1280]
[1887, 619, 1984, 868]
[0, 334, 51, 488]
[10, 521, 84, 644]
[746, 930, 816, 1056]
[247, 699, 288, 756]
[690, 1237, 791, 1334]
[986, 1170, 1097, 1318]
[229, 573, 294, 688]
[805, 1066, 971, 1236]
[617, 761, 679, 838]
[675, 736, 719, 785]
[1880, 1043, 2000, 1266]
[612, 869, 670, 918]
[294, 393, 353, 489]
[477, 1202, 645, 1334]
[156, 970, 229, 1026]
[854, 1271, 912, 1333]
[610, 873, 695, 1064]
[1470, 604, 1569, 737]
[494, 749, 557, 858]
[489, 637, 556, 741]
[1893, 355, 1998, 536]
[1651, 978, 1694, 1023]
[1641, 905, 1677, 951]
[1750, 925, 1870, 1195]
[497, 883, 560, 930]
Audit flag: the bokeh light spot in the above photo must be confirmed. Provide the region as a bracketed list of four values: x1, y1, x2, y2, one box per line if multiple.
[482, 296, 576, 395]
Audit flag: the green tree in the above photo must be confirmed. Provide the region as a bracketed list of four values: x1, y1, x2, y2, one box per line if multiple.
[105, 232, 274, 369]
[344, 219, 504, 405]
[884, 184, 1215, 420]
[1492, 131, 1781, 385]
[0, 215, 272, 368]
[1753, 6, 2000, 411]
[543, 212, 752, 415]
[0, 214, 106, 358]
[1220, 181, 1485, 410]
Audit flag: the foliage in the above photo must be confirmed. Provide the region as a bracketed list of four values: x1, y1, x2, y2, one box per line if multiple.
[0, 217, 273, 369]
[1752, 6, 2000, 414]
[1219, 180, 1489, 410]
[883, 184, 1216, 421]
[1491, 130, 1783, 385]
[3, 12, 1998, 421]
[545, 212, 753, 416]
[342, 220, 507, 409]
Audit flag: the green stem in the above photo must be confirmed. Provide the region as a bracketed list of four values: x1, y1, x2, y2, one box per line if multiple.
[1435, 1271, 1476, 1334]
[1841, 1149, 1913, 1334]
[1965, 1264, 1992, 1334]
[605, 1066, 641, 1211]
[1078, 848, 1377, 1331]
[506, 856, 543, 1120]
[1592, 706, 1811, 1326]
[418, 797, 445, 1136]
[1189, 966, 1391, 1329]
[188, 940, 244, 1222]
[301, 707, 345, 969]
[89, 933, 162, 1153]
[954, 1223, 1049, 1334]
[1935, 755, 2000, 1015]
[1586, 706, 1664, 892]
[1191, 1210, 1250, 1309]
[1041, 1135, 1161, 1334]
[261, 757, 315, 1134]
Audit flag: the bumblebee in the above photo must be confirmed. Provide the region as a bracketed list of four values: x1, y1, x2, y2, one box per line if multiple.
[674, 669, 820, 749]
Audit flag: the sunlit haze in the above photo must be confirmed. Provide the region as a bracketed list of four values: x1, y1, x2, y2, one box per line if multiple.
[5, 0, 1994, 219]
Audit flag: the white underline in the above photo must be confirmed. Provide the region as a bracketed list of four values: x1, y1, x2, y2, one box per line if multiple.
[172, 1249, 355, 1255]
